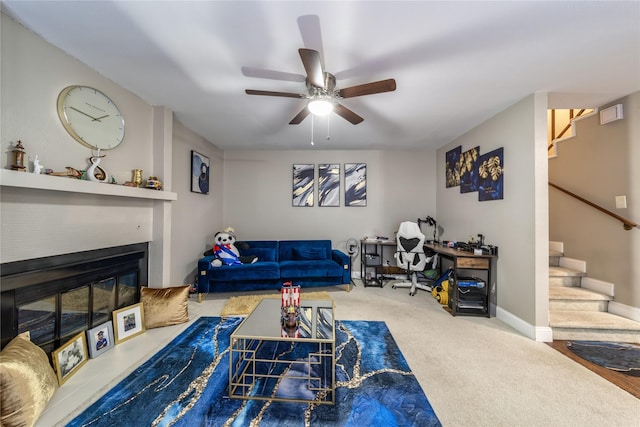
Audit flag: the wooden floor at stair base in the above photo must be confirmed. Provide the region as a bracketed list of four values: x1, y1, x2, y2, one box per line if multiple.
[547, 340, 640, 399]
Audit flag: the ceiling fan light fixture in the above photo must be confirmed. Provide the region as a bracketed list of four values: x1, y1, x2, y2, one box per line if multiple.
[308, 98, 334, 116]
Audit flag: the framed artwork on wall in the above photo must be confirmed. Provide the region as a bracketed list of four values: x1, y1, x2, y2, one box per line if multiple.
[292, 164, 314, 207]
[86, 321, 115, 359]
[345, 163, 367, 206]
[191, 150, 210, 194]
[460, 146, 479, 193]
[52, 332, 88, 385]
[478, 147, 504, 201]
[318, 163, 340, 207]
[445, 146, 461, 188]
[112, 303, 145, 344]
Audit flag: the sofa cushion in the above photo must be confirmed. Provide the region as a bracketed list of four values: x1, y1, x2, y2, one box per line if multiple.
[242, 247, 276, 262]
[279, 240, 331, 262]
[140, 286, 189, 329]
[292, 247, 327, 261]
[280, 260, 343, 279]
[0, 332, 58, 427]
[210, 261, 280, 281]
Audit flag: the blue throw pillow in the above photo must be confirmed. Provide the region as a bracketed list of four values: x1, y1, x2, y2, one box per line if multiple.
[242, 248, 275, 262]
[292, 247, 327, 260]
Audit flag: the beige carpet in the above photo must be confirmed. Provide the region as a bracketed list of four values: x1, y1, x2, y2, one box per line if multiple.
[220, 291, 333, 317]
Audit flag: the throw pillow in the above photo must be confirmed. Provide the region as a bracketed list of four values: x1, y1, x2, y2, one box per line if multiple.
[0, 331, 58, 427]
[140, 285, 190, 329]
[292, 247, 327, 260]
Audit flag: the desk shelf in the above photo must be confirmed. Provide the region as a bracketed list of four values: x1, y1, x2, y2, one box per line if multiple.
[426, 244, 497, 318]
[360, 240, 396, 287]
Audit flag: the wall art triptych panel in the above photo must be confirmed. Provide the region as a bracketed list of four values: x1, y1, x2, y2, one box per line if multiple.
[345, 163, 367, 207]
[318, 164, 340, 207]
[460, 146, 479, 193]
[292, 163, 367, 207]
[292, 164, 314, 207]
[478, 147, 504, 201]
[445, 146, 461, 188]
[445, 146, 504, 201]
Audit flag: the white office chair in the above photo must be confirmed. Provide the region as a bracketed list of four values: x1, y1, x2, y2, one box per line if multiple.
[393, 221, 436, 296]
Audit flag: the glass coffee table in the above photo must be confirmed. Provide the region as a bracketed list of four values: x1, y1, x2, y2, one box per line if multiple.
[229, 298, 335, 404]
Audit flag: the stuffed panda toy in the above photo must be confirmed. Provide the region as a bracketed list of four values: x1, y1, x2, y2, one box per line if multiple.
[209, 228, 257, 267]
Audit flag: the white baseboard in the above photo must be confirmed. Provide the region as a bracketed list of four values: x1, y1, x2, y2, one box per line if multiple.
[609, 301, 640, 322]
[559, 257, 587, 273]
[496, 306, 553, 342]
[581, 277, 615, 297]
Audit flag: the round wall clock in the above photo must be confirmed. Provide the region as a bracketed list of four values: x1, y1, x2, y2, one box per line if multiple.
[57, 85, 125, 150]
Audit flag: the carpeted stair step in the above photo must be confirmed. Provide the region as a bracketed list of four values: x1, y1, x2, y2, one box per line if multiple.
[550, 310, 640, 343]
[549, 250, 562, 267]
[549, 266, 585, 287]
[549, 286, 611, 311]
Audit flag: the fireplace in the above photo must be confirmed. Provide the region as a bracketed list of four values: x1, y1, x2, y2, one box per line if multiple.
[1, 243, 148, 354]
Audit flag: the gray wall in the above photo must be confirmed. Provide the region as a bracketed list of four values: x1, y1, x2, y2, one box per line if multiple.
[221, 149, 437, 269]
[549, 91, 640, 308]
[436, 94, 550, 335]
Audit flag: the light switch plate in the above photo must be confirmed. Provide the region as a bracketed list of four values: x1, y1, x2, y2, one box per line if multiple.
[615, 195, 627, 209]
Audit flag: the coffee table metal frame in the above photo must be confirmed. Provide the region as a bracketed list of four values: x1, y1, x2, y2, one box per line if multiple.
[229, 298, 335, 404]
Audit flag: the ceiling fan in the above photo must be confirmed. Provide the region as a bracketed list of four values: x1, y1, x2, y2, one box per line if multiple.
[245, 48, 396, 125]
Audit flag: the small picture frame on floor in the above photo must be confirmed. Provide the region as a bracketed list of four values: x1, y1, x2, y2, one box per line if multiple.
[86, 321, 115, 358]
[52, 332, 89, 385]
[113, 303, 145, 344]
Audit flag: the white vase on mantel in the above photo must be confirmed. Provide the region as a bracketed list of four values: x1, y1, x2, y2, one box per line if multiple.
[87, 150, 109, 183]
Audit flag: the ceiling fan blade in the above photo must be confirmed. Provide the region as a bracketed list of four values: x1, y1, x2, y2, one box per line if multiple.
[338, 78, 397, 99]
[333, 103, 364, 125]
[245, 89, 305, 99]
[289, 107, 310, 125]
[241, 66, 306, 82]
[298, 48, 325, 88]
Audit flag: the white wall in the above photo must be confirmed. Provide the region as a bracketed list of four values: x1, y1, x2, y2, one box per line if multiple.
[549, 92, 640, 308]
[0, 13, 158, 263]
[169, 119, 224, 285]
[436, 94, 550, 339]
[222, 149, 437, 269]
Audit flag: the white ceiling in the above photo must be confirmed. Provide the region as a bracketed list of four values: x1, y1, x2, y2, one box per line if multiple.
[3, 1, 639, 151]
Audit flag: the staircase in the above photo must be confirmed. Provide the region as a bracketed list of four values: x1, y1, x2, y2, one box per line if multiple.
[549, 242, 640, 343]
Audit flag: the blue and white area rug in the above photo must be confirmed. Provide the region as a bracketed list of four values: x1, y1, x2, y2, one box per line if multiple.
[67, 317, 441, 426]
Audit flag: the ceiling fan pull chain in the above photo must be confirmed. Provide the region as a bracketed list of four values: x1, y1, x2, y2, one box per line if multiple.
[326, 115, 331, 141]
[310, 114, 315, 146]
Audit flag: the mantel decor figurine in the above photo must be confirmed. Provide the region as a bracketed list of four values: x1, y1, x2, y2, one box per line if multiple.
[87, 149, 109, 183]
[132, 169, 143, 187]
[11, 140, 26, 171]
[33, 156, 43, 174]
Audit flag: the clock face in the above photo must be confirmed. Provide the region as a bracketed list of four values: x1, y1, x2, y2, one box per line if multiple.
[57, 85, 125, 150]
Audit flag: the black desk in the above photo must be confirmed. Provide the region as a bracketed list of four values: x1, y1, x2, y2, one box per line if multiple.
[425, 243, 497, 317]
[359, 240, 498, 316]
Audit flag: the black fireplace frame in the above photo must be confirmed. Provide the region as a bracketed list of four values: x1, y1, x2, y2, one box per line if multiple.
[1, 243, 148, 352]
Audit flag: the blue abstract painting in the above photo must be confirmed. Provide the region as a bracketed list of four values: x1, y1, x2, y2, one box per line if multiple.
[292, 164, 314, 207]
[318, 163, 340, 207]
[345, 163, 366, 207]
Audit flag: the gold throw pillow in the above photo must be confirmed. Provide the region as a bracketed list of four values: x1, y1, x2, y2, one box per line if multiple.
[141, 285, 190, 329]
[0, 331, 58, 427]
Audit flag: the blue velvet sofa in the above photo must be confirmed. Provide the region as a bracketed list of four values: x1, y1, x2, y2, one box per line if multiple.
[197, 240, 351, 299]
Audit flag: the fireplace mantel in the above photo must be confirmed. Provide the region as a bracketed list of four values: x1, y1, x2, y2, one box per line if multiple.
[0, 169, 177, 201]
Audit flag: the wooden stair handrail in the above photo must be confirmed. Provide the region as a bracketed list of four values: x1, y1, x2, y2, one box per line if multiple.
[549, 182, 638, 231]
